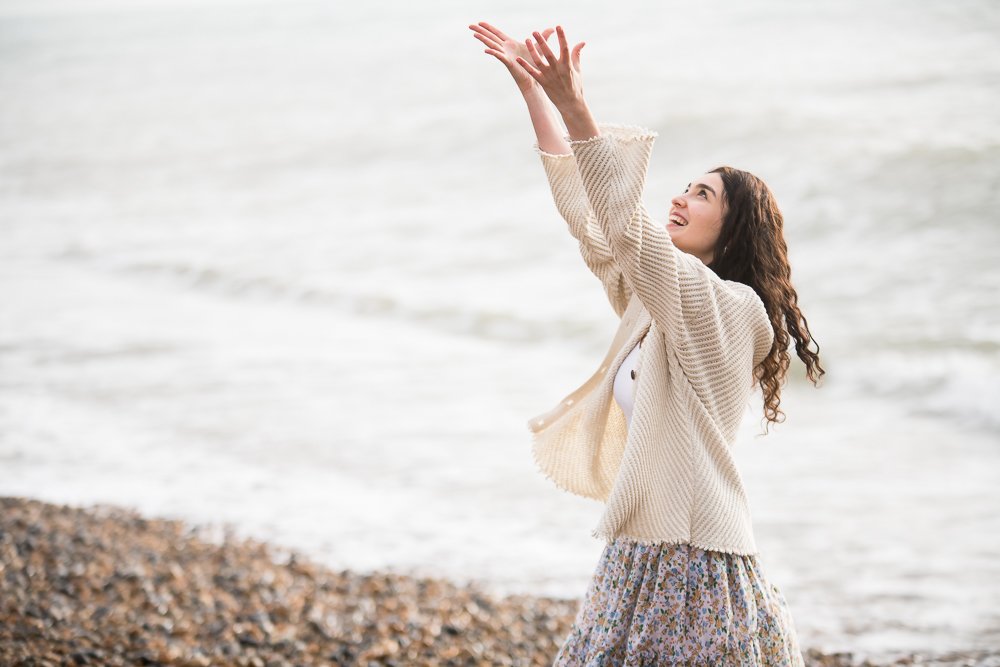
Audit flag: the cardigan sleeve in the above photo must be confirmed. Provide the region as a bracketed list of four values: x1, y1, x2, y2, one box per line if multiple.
[567, 123, 721, 346]
[534, 133, 633, 319]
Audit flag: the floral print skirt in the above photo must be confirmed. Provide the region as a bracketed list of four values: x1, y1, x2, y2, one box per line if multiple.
[553, 538, 805, 666]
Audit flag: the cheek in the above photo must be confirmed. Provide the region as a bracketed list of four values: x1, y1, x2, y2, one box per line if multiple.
[691, 203, 715, 228]
[691, 205, 723, 243]
[696, 203, 724, 231]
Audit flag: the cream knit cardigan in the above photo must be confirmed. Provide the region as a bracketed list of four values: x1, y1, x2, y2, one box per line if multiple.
[527, 123, 775, 555]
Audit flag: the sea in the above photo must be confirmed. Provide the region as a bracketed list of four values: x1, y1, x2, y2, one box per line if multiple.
[1, 0, 998, 659]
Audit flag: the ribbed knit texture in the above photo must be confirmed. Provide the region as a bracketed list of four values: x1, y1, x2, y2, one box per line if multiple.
[527, 123, 775, 555]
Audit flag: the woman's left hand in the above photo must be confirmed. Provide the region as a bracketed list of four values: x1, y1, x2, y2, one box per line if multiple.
[516, 25, 587, 115]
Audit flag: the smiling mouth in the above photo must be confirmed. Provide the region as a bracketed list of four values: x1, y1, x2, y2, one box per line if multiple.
[668, 214, 688, 226]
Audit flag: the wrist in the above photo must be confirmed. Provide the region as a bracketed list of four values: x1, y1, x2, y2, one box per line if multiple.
[560, 99, 599, 141]
[556, 96, 589, 118]
[519, 81, 544, 99]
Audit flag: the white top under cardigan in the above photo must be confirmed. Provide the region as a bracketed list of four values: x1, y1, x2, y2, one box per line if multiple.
[527, 123, 775, 555]
[613, 337, 645, 427]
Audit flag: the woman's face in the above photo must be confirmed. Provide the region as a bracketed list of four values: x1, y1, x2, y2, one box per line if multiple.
[666, 172, 726, 265]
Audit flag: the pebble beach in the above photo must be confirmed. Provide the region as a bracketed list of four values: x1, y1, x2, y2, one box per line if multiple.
[3, 496, 998, 667]
[2, 10, 999, 665]
[4, 0, 1000, 661]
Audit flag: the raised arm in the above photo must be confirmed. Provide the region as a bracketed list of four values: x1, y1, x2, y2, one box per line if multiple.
[527, 97, 634, 317]
[533, 141, 633, 317]
[516, 26, 733, 344]
[469, 21, 632, 317]
[567, 125, 714, 328]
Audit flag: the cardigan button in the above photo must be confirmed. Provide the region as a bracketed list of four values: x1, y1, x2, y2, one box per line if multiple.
[630, 370, 636, 380]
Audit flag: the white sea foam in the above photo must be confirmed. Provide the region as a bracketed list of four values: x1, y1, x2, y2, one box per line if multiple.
[2, 0, 999, 655]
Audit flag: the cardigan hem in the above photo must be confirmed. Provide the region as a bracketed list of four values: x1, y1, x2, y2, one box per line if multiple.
[525, 421, 607, 504]
[591, 527, 760, 557]
[567, 122, 659, 147]
[532, 144, 573, 159]
[532, 122, 660, 156]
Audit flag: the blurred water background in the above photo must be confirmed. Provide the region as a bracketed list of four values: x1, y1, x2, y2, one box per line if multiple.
[2, 0, 999, 659]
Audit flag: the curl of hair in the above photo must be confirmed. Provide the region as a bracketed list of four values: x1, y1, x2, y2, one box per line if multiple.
[706, 166, 826, 434]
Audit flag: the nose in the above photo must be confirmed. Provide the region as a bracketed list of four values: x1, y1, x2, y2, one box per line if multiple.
[671, 194, 687, 209]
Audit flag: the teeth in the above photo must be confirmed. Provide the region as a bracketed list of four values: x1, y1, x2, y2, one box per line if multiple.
[669, 215, 687, 226]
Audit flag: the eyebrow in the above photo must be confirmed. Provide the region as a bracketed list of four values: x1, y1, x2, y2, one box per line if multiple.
[687, 182, 717, 196]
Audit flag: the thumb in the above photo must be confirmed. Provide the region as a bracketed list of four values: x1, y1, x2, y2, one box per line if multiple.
[571, 41, 585, 70]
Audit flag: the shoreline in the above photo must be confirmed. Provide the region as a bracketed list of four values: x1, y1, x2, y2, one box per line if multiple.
[1, 496, 996, 666]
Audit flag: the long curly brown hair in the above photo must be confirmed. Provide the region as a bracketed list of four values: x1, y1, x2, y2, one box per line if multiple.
[705, 166, 825, 433]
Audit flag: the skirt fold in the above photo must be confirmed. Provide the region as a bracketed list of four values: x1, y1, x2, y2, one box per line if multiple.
[552, 538, 805, 667]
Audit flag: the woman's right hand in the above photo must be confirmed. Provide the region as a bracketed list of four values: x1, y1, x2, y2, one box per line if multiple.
[468, 21, 555, 94]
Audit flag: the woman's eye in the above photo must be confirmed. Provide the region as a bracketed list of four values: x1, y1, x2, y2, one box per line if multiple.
[698, 190, 708, 199]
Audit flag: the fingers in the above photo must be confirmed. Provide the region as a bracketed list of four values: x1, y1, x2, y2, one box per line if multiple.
[482, 46, 507, 61]
[523, 38, 547, 70]
[476, 21, 511, 42]
[470, 28, 501, 51]
[468, 23, 514, 70]
[556, 25, 569, 63]
[532, 30, 559, 67]
[571, 41, 585, 71]
[470, 20, 581, 84]
[485, 48, 514, 69]
[514, 53, 543, 81]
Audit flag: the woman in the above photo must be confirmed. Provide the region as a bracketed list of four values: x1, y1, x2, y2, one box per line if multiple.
[469, 21, 825, 666]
